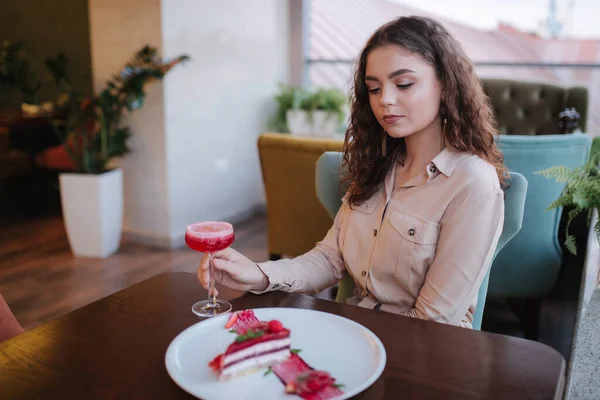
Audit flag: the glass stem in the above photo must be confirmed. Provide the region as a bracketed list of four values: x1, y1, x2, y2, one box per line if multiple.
[207, 253, 218, 308]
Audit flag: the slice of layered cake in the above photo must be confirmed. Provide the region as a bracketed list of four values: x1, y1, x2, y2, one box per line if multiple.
[209, 312, 292, 380]
[208, 310, 344, 399]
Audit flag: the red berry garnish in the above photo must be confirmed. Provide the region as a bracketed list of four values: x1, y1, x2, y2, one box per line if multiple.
[224, 313, 238, 329]
[267, 320, 283, 333]
[208, 354, 223, 372]
[294, 371, 336, 394]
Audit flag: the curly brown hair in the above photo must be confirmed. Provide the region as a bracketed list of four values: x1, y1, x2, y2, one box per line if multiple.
[342, 16, 508, 206]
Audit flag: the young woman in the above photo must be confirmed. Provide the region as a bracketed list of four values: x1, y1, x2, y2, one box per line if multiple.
[198, 16, 507, 328]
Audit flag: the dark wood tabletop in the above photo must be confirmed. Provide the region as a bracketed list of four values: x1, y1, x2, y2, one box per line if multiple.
[0, 272, 565, 400]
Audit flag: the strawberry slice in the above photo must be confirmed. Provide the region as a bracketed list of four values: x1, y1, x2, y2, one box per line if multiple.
[224, 313, 238, 329]
[208, 354, 223, 372]
[225, 310, 261, 334]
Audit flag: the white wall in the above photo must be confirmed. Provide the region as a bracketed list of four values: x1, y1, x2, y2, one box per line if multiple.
[89, 0, 291, 248]
[88, 0, 172, 244]
[161, 0, 290, 246]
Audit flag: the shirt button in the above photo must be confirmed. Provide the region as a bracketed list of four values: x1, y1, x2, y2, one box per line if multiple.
[408, 228, 415, 236]
[429, 165, 437, 174]
[361, 270, 367, 277]
[373, 229, 378, 236]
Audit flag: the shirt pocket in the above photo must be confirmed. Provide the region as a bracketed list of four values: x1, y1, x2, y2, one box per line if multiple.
[378, 210, 440, 288]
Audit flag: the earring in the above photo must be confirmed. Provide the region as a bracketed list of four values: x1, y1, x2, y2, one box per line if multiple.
[441, 118, 447, 150]
[382, 131, 387, 157]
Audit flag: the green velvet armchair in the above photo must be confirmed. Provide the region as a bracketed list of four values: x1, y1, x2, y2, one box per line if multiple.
[489, 134, 592, 299]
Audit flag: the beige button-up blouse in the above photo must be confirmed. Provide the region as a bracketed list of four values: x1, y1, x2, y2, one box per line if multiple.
[256, 148, 505, 328]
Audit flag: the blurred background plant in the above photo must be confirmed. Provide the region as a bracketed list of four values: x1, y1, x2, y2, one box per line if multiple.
[0, 40, 42, 104]
[46, 45, 189, 174]
[270, 84, 347, 133]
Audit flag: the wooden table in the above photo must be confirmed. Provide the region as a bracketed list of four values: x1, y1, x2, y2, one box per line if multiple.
[0, 272, 565, 399]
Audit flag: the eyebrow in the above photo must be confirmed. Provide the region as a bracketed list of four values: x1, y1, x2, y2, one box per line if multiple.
[365, 68, 416, 82]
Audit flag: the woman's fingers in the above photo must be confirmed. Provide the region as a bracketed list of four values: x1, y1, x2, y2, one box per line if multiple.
[212, 257, 238, 276]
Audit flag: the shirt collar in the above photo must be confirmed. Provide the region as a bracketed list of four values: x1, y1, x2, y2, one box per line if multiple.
[384, 148, 466, 200]
[427, 148, 465, 178]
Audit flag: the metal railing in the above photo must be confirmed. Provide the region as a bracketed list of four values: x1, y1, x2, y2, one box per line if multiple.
[307, 59, 600, 69]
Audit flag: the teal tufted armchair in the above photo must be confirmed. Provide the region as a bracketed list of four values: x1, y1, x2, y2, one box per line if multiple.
[489, 134, 592, 298]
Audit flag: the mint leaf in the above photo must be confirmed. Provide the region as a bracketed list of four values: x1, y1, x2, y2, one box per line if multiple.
[291, 349, 302, 354]
[246, 329, 263, 339]
[263, 368, 273, 376]
[334, 383, 345, 388]
[235, 330, 264, 342]
[228, 329, 237, 334]
[235, 334, 247, 342]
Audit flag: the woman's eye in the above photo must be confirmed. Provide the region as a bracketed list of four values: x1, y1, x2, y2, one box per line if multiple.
[368, 87, 380, 94]
[397, 83, 413, 90]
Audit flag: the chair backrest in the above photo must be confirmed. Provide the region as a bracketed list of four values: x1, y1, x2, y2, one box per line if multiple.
[481, 79, 589, 135]
[315, 151, 527, 330]
[258, 132, 342, 258]
[472, 172, 527, 330]
[489, 134, 592, 299]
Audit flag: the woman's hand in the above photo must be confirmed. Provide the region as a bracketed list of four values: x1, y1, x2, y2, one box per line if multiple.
[197, 248, 269, 294]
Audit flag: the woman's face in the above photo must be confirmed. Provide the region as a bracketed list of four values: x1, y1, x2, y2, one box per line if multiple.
[365, 44, 443, 139]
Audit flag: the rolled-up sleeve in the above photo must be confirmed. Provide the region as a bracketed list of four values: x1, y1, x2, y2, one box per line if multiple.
[400, 188, 504, 326]
[251, 203, 348, 295]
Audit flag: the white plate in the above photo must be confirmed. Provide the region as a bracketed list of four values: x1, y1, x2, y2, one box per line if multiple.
[165, 307, 387, 400]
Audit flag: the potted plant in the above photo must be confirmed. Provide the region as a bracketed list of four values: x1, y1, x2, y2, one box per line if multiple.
[270, 84, 310, 134]
[271, 84, 347, 136]
[49, 45, 189, 258]
[304, 87, 347, 135]
[536, 142, 600, 255]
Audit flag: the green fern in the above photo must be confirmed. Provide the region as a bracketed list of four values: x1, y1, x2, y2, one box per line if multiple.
[535, 151, 600, 256]
[535, 165, 573, 183]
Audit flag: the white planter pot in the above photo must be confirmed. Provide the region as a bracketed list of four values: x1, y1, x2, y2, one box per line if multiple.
[59, 168, 123, 258]
[286, 110, 340, 136]
[311, 110, 339, 135]
[286, 109, 312, 135]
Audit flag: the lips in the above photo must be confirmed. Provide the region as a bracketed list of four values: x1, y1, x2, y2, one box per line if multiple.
[383, 114, 403, 124]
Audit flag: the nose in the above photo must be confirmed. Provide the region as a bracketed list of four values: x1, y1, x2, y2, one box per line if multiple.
[379, 84, 397, 107]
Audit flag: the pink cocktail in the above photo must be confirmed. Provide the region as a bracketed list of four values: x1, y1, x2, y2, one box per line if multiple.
[186, 221, 235, 317]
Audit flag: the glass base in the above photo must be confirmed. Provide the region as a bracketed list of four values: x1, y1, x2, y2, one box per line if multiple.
[192, 299, 232, 318]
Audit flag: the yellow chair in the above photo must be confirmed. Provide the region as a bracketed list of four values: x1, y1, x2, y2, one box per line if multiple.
[258, 133, 343, 260]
